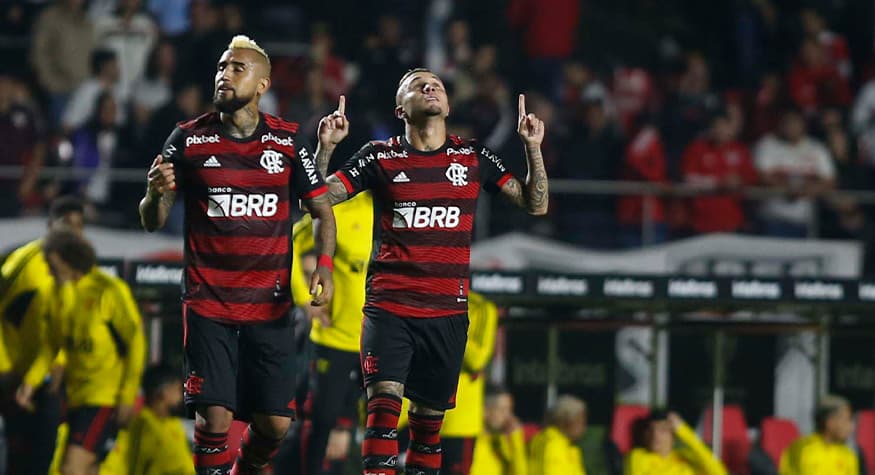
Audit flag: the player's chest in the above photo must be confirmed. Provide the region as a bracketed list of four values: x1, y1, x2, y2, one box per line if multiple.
[376, 152, 481, 200]
[184, 147, 298, 189]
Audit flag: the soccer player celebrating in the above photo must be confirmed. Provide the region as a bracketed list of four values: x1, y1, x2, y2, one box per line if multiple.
[16, 229, 146, 475]
[315, 69, 548, 475]
[138, 35, 336, 475]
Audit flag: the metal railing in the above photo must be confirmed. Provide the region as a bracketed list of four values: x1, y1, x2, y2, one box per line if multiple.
[4, 165, 874, 242]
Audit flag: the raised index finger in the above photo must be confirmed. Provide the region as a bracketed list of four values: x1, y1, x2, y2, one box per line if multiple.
[518, 94, 526, 118]
[338, 95, 346, 115]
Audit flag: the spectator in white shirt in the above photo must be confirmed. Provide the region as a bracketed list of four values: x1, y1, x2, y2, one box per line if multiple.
[62, 49, 126, 133]
[754, 107, 835, 238]
[93, 0, 158, 101]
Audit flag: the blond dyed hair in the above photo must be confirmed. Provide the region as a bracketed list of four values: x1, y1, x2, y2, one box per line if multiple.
[227, 35, 270, 66]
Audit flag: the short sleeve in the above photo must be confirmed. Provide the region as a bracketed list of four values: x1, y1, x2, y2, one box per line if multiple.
[477, 144, 514, 193]
[292, 139, 328, 200]
[332, 143, 381, 197]
[813, 142, 836, 180]
[161, 126, 186, 185]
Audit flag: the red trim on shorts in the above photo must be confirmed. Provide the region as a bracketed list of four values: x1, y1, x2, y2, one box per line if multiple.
[82, 407, 113, 451]
[463, 437, 474, 473]
[182, 303, 189, 348]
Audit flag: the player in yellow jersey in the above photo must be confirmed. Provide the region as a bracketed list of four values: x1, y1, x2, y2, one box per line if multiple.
[16, 230, 146, 475]
[624, 410, 726, 475]
[0, 196, 84, 475]
[283, 191, 374, 475]
[779, 395, 858, 475]
[529, 395, 587, 475]
[123, 364, 195, 475]
[470, 385, 528, 475]
[398, 291, 500, 474]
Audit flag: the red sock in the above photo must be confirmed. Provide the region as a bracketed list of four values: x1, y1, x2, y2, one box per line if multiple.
[361, 393, 402, 475]
[406, 413, 443, 475]
[194, 427, 234, 475]
[231, 425, 284, 474]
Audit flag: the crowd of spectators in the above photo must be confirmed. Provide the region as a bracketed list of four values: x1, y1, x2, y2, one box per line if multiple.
[4, 0, 875, 251]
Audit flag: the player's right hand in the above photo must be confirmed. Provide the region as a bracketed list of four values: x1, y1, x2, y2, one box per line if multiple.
[317, 95, 349, 147]
[147, 154, 176, 197]
[15, 383, 34, 412]
[305, 302, 333, 327]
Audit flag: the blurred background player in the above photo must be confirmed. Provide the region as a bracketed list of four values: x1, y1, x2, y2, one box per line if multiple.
[315, 68, 548, 475]
[397, 290, 500, 475]
[122, 363, 195, 475]
[779, 395, 858, 475]
[138, 35, 336, 475]
[469, 385, 527, 475]
[528, 395, 587, 475]
[16, 229, 145, 475]
[624, 410, 726, 475]
[284, 189, 373, 475]
[0, 196, 84, 475]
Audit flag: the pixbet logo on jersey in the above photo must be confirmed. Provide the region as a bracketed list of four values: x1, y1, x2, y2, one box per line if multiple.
[393, 202, 461, 229]
[207, 192, 279, 217]
[185, 134, 220, 147]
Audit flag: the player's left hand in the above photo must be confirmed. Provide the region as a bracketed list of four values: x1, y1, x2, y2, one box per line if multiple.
[318, 95, 349, 147]
[517, 94, 544, 147]
[309, 266, 334, 307]
[115, 404, 134, 427]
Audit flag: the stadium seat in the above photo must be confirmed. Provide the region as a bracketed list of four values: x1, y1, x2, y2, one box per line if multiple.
[702, 404, 752, 475]
[610, 404, 651, 454]
[759, 417, 800, 468]
[856, 410, 875, 475]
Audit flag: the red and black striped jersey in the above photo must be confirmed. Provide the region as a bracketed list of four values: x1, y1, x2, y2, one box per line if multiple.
[331, 135, 513, 318]
[161, 112, 327, 323]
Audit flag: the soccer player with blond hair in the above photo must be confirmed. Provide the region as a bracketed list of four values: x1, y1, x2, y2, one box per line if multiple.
[139, 35, 337, 475]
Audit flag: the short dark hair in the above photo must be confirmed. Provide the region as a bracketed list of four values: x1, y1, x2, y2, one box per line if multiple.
[142, 364, 181, 402]
[484, 384, 510, 403]
[42, 229, 96, 274]
[48, 196, 84, 222]
[815, 395, 850, 432]
[91, 49, 117, 76]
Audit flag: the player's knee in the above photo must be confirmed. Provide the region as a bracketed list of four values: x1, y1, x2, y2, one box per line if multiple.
[195, 405, 233, 433]
[254, 414, 292, 439]
[409, 401, 444, 417]
[367, 380, 403, 399]
[60, 459, 87, 475]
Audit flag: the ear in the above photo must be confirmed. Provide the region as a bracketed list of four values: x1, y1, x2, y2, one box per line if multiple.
[258, 77, 271, 96]
[395, 105, 406, 121]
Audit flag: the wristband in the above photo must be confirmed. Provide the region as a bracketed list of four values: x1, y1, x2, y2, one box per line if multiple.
[318, 254, 334, 271]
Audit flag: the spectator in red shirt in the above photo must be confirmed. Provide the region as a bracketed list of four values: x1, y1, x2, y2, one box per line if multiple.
[618, 115, 668, 248]
[681, 108, 758, 234]
[801, 8, 852, 80]
[788, 38, 851, 117]
[507, 0, 580, 101]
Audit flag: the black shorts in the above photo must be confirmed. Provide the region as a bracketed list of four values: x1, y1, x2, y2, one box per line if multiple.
[360, 307, 468, 410]
[183, 307, 297, 421]
[67, 406, 119, 461]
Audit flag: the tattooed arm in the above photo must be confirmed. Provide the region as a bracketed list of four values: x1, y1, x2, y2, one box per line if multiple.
[502, 94, 549, 215]
[501, 145, 549, 215]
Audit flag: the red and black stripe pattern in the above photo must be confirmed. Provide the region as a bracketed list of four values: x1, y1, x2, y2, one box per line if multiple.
[168, 112, 327, 323]
[232, 425, 284, 474]
[333, 135, 513, 318]
[362, 393, 402, 475]
[406, 413, 444, 475]
[194, 427, 233, 475]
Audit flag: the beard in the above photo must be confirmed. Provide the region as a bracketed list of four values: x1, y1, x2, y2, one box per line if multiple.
[213, 90, 251, 113]
[423, 102, 444, 116]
